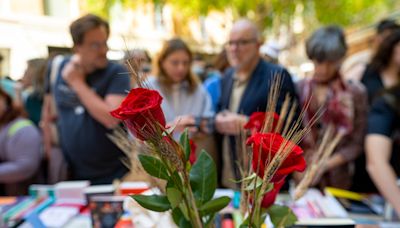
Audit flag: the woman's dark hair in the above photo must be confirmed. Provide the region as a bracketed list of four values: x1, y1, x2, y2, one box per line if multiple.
[306, 25, 347, 62]
[370, 29, 400, 72]
[376, 19, 400, 34]
[156, 38, 199, 93]
[0, 88, 25, 127]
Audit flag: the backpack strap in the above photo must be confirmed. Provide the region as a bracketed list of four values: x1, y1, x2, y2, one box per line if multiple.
[50, 55, 64, 90]
[7, 119, 34, 137]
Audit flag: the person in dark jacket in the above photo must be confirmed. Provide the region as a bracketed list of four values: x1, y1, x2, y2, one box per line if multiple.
[215, 19, 298, 189]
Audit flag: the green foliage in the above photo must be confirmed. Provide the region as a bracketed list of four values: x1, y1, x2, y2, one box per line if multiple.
[168, 171, 183, 189]
[172, 207, 192, 228]
[133, 129, 228, 227]
[169, 0, 225, 18]
[310, 0, 388, 26]
[138, 154, 169, 180]
[189, 150, 218, 205]
[166, 187, 183, 209]
[262, 183, 274, 195]
[171, 207, 184, 224]
[82, 0, 400, 38]
[179, 128, 191, 162]
[130, 194, 171, 212]
[267, 205, 298, 227]
[243, 175, 264, 191]
[239, 217, 257, 228]
[199, 196, 231, 215]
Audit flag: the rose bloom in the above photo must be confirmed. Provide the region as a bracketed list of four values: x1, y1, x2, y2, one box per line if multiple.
[261, 179, 285, 208]
[248, 179, 285, 209]
[111, 88, 166, 141]
[244, 112, 279, 134]
[247, 132, 306, 183]
[189, 139, 197, 165]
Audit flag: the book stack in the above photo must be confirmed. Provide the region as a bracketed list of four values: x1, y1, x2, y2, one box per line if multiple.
[0, 181, 150, 228]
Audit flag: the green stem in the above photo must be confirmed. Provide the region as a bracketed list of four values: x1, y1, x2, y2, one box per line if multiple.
[153, 146, 202, 227]
[248, 178, 260, 227]
[184, 173, 203, 228]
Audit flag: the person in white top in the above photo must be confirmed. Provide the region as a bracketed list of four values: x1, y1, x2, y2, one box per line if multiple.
[147, 38, 214, 138]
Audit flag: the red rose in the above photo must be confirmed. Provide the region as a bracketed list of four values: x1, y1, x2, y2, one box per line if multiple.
[244, 112, 279, 134]
[247, 133, 306, 182]
[261, 180, 285, 208]
[111, 88, 166, 141]
[189, 139, 197, 165]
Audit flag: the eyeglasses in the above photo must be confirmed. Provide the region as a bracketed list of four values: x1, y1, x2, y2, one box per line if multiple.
[225, 38, 257, 48]
[86, 41, 108, 51]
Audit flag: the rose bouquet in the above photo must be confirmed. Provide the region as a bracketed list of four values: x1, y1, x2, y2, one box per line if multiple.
[235, 76, 324, 228]
[109, 59, 325, 227]
[108, 59, 230, 228]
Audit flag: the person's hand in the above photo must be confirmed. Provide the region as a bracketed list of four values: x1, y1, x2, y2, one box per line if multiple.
[215, 111, 248, 135]
[62, 55, 85, 88]
[167, 115, 197, 133]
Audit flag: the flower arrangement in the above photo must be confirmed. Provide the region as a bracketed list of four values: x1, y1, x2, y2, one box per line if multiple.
[109, 58, 331, 227]
[234, 76, 325, 228]
[109, 58, 229, 228]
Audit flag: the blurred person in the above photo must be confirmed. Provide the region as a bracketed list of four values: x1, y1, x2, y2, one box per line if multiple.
[40, 14, 130, 184]
[0, 88, 41, 195]
[13, 58, 47, 126]
[123, 49, 152, 79]
[352, 29, 400, 192]
[0, 54, 17, 99]
[192, 53, 207, 82]
[215, 19, 298, 189]
[296, 25, 367, 189]
[365, 86, 400, 216]
[203, 49, 230, 111]
[343, 19, 399, 81]
[361, 29, 400, 104]
[147, 38, 214, 136]
[259, 40, 281, 64]
[373, 19, 400, 53]
[147, 38, 216, 163]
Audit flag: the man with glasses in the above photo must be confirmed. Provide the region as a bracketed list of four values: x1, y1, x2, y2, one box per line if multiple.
[215, 19, 298, 189]
[41, 14, 130, 184]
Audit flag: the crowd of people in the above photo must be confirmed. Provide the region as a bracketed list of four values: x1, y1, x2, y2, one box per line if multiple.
[0, 13, 400, 216]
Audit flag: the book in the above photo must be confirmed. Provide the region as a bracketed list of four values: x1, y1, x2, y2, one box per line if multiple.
[324, 187, 384, 215]
[54, 181, 90, 204]
[84, 184, 115, 203]
[39, 205, 80, 227]
[88, 195, 126, 228]
[119, 182, 149, 195]
[294, 218, 355, 227]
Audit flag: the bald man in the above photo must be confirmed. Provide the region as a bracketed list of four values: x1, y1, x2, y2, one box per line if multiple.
[214, 19, 299, 189]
